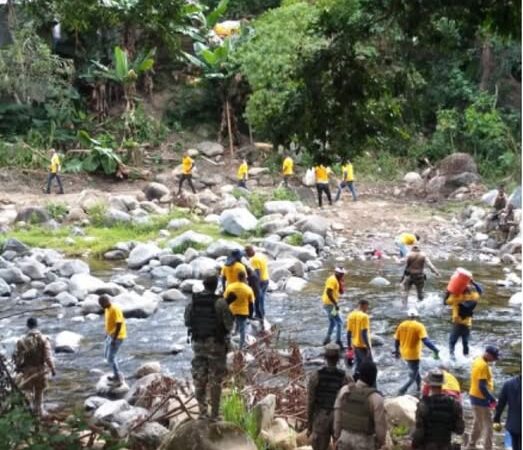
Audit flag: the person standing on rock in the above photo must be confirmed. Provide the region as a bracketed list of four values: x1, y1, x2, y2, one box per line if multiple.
[346, 300, 372, 379]
[98, 295, 126, 386]
[185, 275, 234, 420]
[402, 245, 440, 303]
[245, 245, 269, 320]
[45, 148, 64, 195]
[221, 249, 247, 289]
[394, 308, 439, 396]
[322, 267, 346, 349]
[13, 317, 56, 417]
[237, 159, 249, 189]
[494, 375, 521, 450]
[314, 163, 332, 208]
[335, 160, 357, 202]
[395, 232, 419, 258]
[178, 151, 196, 195]
[445, 278, 481, 359]
[224, 270, 255, 349]
[467, 346, 499, 450]
[412, 370, 465, 450]
[333, 359, 387, 450]
[282, 154, 294, 187]
[307, 343, 351, 450]
[493, 184, 508, 212]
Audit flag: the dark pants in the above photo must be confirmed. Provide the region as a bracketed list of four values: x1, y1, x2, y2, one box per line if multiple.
[399, 360, 421, 395]
[238, 179, 247, 189]
[46, 173, 64, 194]
[283, 175, 291, 187]
[311, 409, 334, 450]
[449, 324, 470, 357]
[178, 174, 196, 194]
[353, 347, 373, 384]
[316, 183, 332, 207]
[511, 432, 521, 450]
[255, 280, 268, 319]
[335, 181, 357, 201]
[405, 274, 425, 301]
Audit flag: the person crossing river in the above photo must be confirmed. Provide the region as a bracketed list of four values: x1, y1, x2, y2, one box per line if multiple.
[402, 245, 441, 303]
[321, 267, 346, 349]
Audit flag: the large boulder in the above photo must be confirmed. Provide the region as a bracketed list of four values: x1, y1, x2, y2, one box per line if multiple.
[205, 240, 244, 258]
[481, 189, 499, 206]
[159, 419, 257, 450]
[0, 278, 11, 296]
[113, 291, 161, 318]
[143, 182, 170, 201]
[0, 267, 29, 284]
[167, 218, 191, 230]
[129, 422, 169, 450]
[3, 238, 30, 255]
[220, 208, 258, 236]
[151, 266, 178, 279]
[262, 240, 316, 263]
[509, 187, 521, 208]
[384, 395, 419, 429]
[190, 257, 221, 279]
[162, 289, 187, 302]
[54, 331, 83, 353]
[94, 399, 148, 437]
[438, 152, 478, 175]
[134, 362, 162, 379]
[56, 291, 79, 307]
[126, 372, 176, 406]
[196, 141, 225, 157]
[57, 259, 90, 278]
[302, 231, 325, 250]
[17, 260, 46, 280]
[268, 258, 306, 278]
[168, 231, 214, 251]
[264, 201, 297, 215]
[79, 190, 108, 211]
[285, 277, 308, 293]
[260, 417, 297, 450]
[253, 394, 276, 434]
[296, 215, 329, 237]
[69, 273, 106, 301]
[128, 243, 162, 269]
[104, 208, 132, 224]
[44, 280, 69, 296]
[403, 172, 422, 185]
[174, 263, 194, 280]
[15, 206, 50, 224]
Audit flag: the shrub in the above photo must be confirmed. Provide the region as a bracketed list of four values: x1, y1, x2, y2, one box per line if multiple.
[86, 202, 108, 227]
[286, 233, 303, 246]
[46, 201, 69, 221]
[271, 186, 298, 201]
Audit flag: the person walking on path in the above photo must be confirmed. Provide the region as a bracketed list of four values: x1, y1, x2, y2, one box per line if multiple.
[237, 159, 249, 189]
[178, 151, 196, 195]
[412, 370, 465, 450]
[307, 343, 351, 450]
[346, 300, 372, 378]
[185, 275, 234, 420]
[45, 148, 64, 194]
[245, 245, 269, 320]
[395, 232, 419, 258]
[314, 163, 332, 208]
[282, 154, 294, 187]
[335, 160, 357, 202]
[467, 346, 499, 450]
[98, 295, 127, 386]
[224, 270, 255, 349]
[322, 267, 346, 348]
[333, 359, 387, 450]
[494, 375, 521, 450]
[394, 308, 439, 396]
[220, 249, 247, 289]
[13, 317, 56, 417]
[402, 245, 441, 303]
[445, 278, 482, 359]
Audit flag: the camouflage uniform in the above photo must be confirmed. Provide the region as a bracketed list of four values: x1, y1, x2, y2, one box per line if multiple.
[185, 290, 234, 419]
[13, 329, 55, 416]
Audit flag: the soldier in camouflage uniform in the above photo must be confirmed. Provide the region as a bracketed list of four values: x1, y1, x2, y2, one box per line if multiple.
[307, 343, 352, 450]
[184, 275, 234, 420]
[13, 317, 56, 417]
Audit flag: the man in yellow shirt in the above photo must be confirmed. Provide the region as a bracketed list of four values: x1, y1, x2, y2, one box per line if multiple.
[335, 159, 357, 202]
[177, 151, 196, 195]
[45, 148, 64, 195]
[445, 279, 482, 359]
[322, 267, 346, 348]
[396, 232, 419, 258]
[98, 294, 127, 385]
[282, 154, 294, 187]
[314, 163, 332, 208]
[221, 249, 247, 289]
[224, 271, 255, 349]
[245, 245, 270, 320]
[237, 159, 249, 189]
[468, 346, 499, 450]
[394, 308, 439, 395]
[346, 299, 372, 378]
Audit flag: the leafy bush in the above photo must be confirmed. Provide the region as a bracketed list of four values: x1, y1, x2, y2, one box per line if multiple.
[286, 233, 303, 246]
[271, 186, 298, 201]
[85, 202, 108, 227]
[46, 202, 69, 221]
[247, 192, 269, 218]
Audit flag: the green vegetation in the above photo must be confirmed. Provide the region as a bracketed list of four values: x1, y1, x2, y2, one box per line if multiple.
[46, 201, 69, 221]
[232, 187, 299, 218]
[286, 233, 304, 246]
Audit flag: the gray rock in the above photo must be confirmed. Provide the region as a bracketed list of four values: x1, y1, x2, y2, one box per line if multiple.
[303, 231, 325, 250]
[174, 263, 193, 280]
[0, 267, 29, 284]
[57, 259, 89, 278]
[179, 279, 203, 293]
[481, 189, 499, 206]
[159, 254, 184, 268]
[499, 236, 522, 256]
[143, 182, 170, 201]
[140, 201, 167, 215]
[270, 267, 292, 282]
[205, 239, 243, 258]
[204, 214, 221, 224]
[111, 273, 137, 288]
[262, 240, 316, 262]
[369, 276, 391, 287]
[103, 249, 127, 261]
[509, 187, 521, 208]
[17, 260, 46, 280]
[151, 265, 178, 279]
[56, 291, 79, 307]
[15, 206, 50, 224]
[268, 258, 306, 278]
[261, 219, 289, 235]
[403, 172, 422, 184]
[284, 276, 307, 293]
[263, 201, 297, 215]
[130, 422, 169, 450]
[95, 374, 130, 398]
[128, 243, 162, 269]
[168, 231, 213, 251]
[21, 288, 38, 300]
[296, 215, 329, 237]
[2, 238, 29, 254]
[84, 396, 108, 411]
[190, 257, 220, 279]
[438, 152, 478, 175]
[105, 208, 132, 224]
[81, 294, 102, 314]
[95, 282, 123, 296]
[220, 208, 258, 236]
[54, 330, 83, 353]
[134, 361, 162, 379]
[161, 289, 187, 302]
[196, 141, 225, 157]
[44, 280, 69, 296]
[167, 218, 191, 230]
[113, 290, 161, 318]
[69, 273, 105, 300]
[184, 247, 199, 263]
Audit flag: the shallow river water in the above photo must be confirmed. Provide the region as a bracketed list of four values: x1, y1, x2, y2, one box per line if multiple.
[0, 256, 520, 412]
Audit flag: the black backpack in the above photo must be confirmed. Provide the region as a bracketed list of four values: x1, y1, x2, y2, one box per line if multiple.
[458, 300, 477, 319]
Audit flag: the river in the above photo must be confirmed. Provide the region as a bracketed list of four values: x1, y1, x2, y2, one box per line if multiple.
[0, 256, 520, 412]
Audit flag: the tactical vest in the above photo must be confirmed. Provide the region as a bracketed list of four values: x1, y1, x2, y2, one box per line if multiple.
[190, 292, 224, 342]
[15, 332, 46, 370]
[342, 386, 378, 434]
[423, 395, 456, 444]
[314, 367, 345, 411]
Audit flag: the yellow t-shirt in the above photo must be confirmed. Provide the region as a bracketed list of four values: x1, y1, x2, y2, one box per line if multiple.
[469, 356, 493, 399]
[182, 156, 193, 175]
[399, 233, 417, 245]
[105, 304, 127, 339]
[342, 163, 354, 182]
[250, 254, 269, 282]
[446, 290, 479, 327]
[237, 162, 248, 180]
[221, 262, 247, 286]
[282, 157, 294, 176]
[315, 165, 329, 183]
[347, 310, 370, 349]
[443, 371, 460, 393]
[322, 275, 340, 305]
[394, 320, 428, 360]
[225, 281, 255, 316]
[50, 153, 61, 174]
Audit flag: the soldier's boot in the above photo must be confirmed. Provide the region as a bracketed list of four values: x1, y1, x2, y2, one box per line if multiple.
[194, 383, 208, 418]
[209, 384, 222, 422]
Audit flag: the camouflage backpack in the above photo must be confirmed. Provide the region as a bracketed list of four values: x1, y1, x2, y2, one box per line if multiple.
[14, 332, 45, 370]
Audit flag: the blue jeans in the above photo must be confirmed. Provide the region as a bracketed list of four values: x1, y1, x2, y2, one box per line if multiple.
[449, 324, 470, 357]
[255, 280, 269, 319]
[335, 181, 357, 201]
[235, 316, 248, 349]
[398, 360, 421, 395]
[323, 305, 342, 344]
[396, 240, 408, 258]
[104, 336, 123, 378]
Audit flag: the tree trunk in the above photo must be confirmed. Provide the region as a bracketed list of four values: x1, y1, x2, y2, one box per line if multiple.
[479, 38, 494, 91]
[225, 99, 234, 156]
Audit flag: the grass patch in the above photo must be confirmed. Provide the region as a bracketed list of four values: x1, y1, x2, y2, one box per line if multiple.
[46, 201, 69, 221]
[354, 151, 415, 182]
[286, 233, 303, 246]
